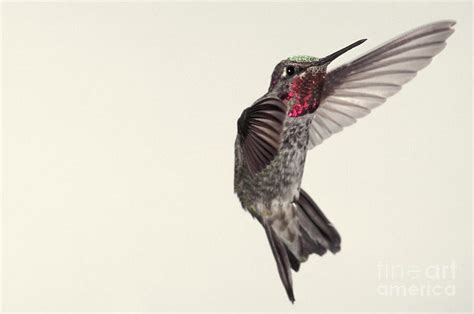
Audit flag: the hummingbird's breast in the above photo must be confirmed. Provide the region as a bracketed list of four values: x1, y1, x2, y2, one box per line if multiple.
[234, 114, 314, 215]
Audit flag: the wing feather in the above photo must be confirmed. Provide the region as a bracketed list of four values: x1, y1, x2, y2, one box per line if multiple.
[237, 97, 287, 174]
[308, 20, 455, 149]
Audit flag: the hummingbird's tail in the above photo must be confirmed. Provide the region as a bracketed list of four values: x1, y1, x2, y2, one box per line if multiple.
[263, 223, 296, 303]
[262, 189, 340, 303]
[295, 188, 341, 260]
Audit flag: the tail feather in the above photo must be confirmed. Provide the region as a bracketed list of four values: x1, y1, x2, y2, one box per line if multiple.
[296, 188, 341, 256]
[286, 248, 300, 272]
[263, 223, 295, 303]
[261, 188, 339, 303]
[300, 227, 328, 256]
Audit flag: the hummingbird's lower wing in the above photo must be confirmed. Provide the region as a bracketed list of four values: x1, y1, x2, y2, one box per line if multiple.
[307, 20, 456, 149]
[237, 97, 287, 174]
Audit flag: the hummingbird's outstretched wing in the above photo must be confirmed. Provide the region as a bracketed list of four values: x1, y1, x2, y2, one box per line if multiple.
[307, 20, 455, 149]
[237, 97, 287, 174]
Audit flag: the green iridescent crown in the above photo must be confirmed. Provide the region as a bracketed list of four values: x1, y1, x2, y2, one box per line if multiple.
[287, 55, 319, 63]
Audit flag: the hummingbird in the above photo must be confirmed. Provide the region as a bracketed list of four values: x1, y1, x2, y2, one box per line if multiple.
[234, 20, 455, 302]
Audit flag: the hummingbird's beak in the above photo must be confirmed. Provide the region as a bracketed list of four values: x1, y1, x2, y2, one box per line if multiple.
[315, 39, 367, 66]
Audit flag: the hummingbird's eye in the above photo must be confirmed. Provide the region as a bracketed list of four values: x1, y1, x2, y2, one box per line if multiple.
[285, 66, 295, 76]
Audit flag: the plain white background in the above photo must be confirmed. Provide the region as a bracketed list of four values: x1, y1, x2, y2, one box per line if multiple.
[2, 2, 472, 312]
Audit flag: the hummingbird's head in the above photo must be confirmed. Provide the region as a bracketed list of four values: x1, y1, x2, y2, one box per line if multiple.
[268, 39, 366, 117]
